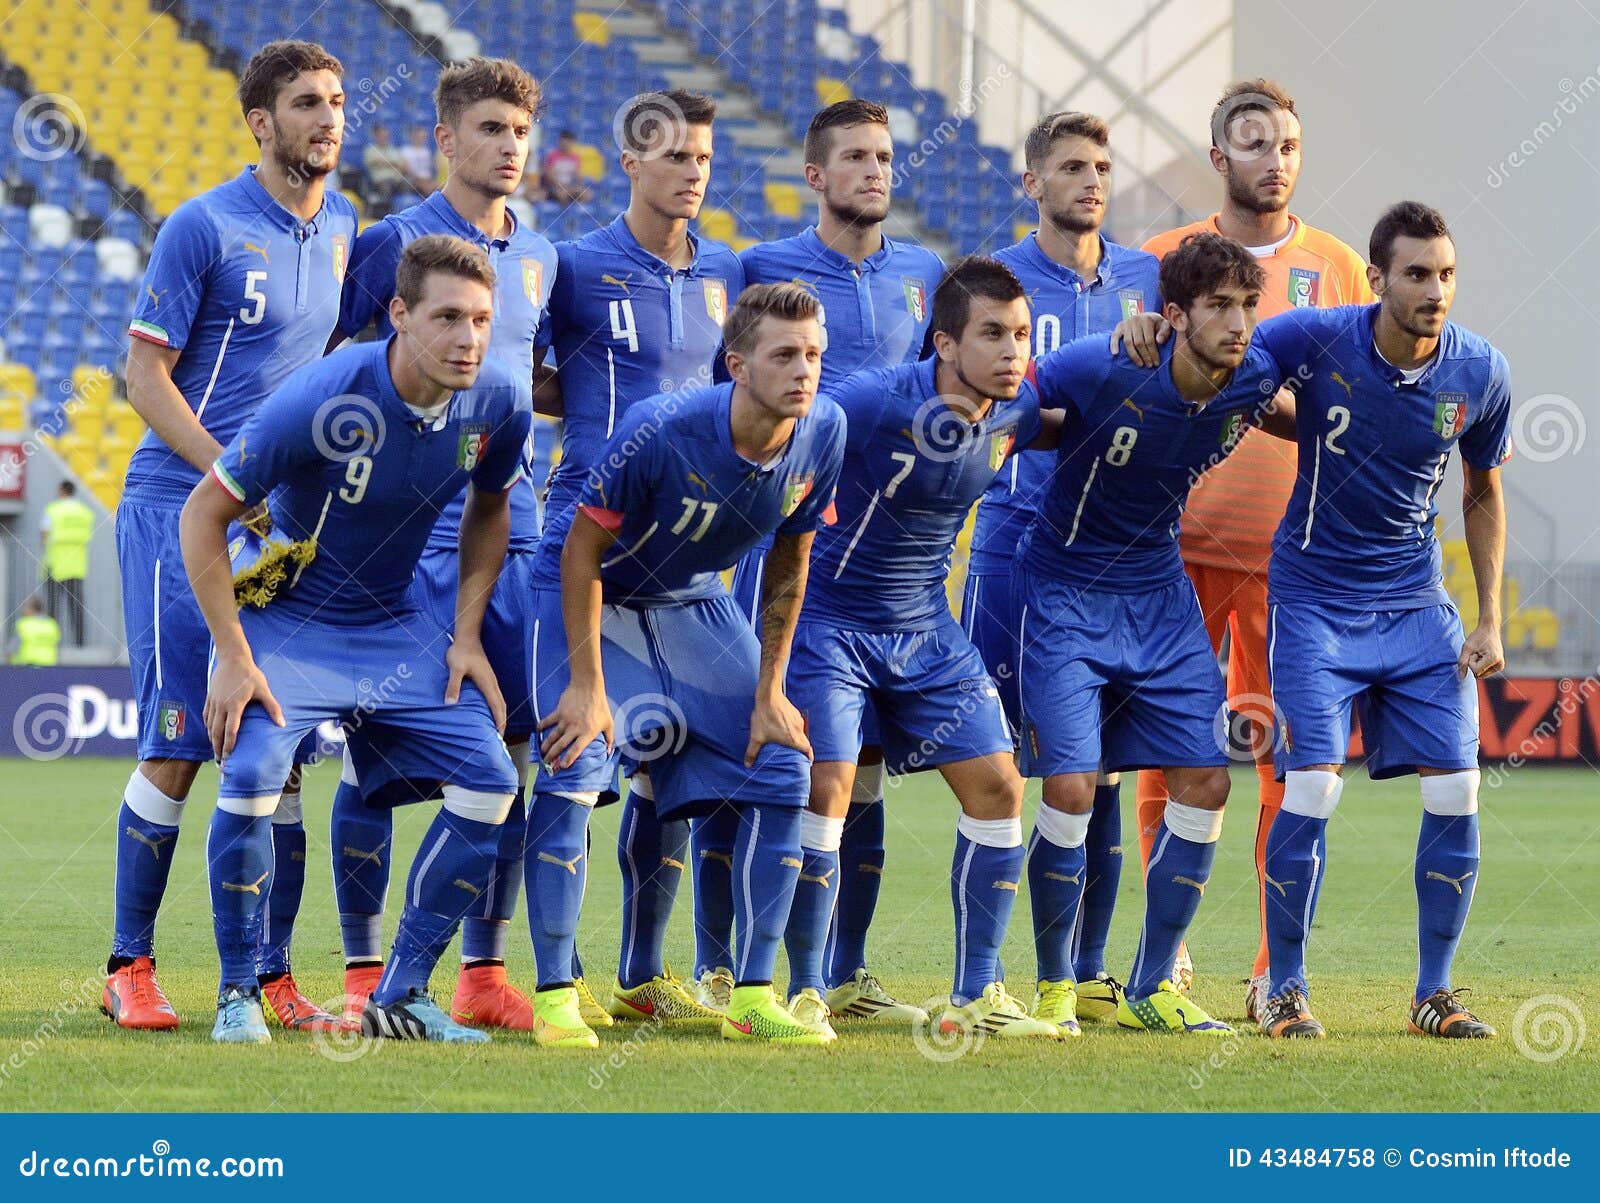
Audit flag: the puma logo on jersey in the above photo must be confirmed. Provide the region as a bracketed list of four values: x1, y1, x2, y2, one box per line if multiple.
[1330, 371, 1356, 400]
[1043, 870, 1083, 885]
[222, 871, 270, 896]
[125, 827, 173, 862]
[343, 845, 383, 866]
[453, 878, 483, 898]
[799, 867, 836, 888]
[538, 851, 583, 875]
[1120, 398, 1146, 421]
[685, 470, 710, 494]
[1426, 869, 1476, 895]
[601, 272, 632, 293]
[144, 285, 166, 308]
[1173, 874, 1207, 894]
[1264, 874, 1295, 897]
[699, 850, 733, 869]
[243, 241, 270, 262]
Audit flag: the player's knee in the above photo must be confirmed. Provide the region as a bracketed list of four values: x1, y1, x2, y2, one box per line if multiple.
[1283, 769, 1344, 818]
[441, 786, 515, 826]
[138, 758, 200, 804]
[1183, 768, 1232, 810]
[963, 771, 1024, 820]
[1041, 773, 1096, 815]
[1420, 769, 1479, 816]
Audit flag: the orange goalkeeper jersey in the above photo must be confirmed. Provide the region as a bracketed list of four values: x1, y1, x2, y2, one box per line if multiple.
[1142, 214, 1374, 575]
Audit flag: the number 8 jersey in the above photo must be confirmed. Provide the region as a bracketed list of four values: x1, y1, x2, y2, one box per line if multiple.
[125, 166, 358, 505]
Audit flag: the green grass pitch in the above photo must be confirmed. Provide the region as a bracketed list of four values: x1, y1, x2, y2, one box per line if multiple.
[3, 757, 1595, 1112]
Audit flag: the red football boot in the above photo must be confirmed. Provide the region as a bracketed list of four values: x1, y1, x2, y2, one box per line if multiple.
[450, 962, 534, 1030]
[102, 957, 180, 1031]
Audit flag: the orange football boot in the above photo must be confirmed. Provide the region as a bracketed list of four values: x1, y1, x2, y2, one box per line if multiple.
[102, 957, 179, 1030]
[343, 963, 385, 1024]
[261, 973, 354, 1033]
[450, 962, 534, 1030]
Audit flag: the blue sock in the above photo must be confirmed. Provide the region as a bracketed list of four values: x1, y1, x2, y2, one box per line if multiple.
[207, 807, 273, 992]
[616, 789, 688, 989]
[571, 825, 589, 980]
[462, 790, 524, 963]
[331, 777, 392, 963]
[1128, 818, 1219, 1000]
[1073, 780, 1123, 980]
[691, 804, 738, 976]
[952, 821, 1024, 1004]
[1263, 810, 1328, 998]
[525, 790, 589, 989]
[112, 798, 181, 960]
[1415, 809, 1479, 1002]
[784, 846, 839, 997]
[826, 798, 885, 988]
[256, 817, 306, 977]
[373, 809, 502, 1005]
[1027, 825, 1087, 983]
[732, 804, 803, 984]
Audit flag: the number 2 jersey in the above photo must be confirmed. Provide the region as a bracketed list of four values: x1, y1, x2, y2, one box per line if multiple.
[125, 166, 358, 505]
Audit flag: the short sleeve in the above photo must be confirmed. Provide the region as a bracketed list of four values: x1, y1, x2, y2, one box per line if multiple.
[547, 241, 580, 347]
[338, 221, 405, 339]
[1012, 382, 1043, 449]
[209, 379, 320, 504]
[128, 200, 218, 350]
[472, 379, 535, 492]
[1033, 334, 1112, 420]
[578, 402, 662, 521]
[777, 409, 845, 536]
[1461, 350, 1513, 469]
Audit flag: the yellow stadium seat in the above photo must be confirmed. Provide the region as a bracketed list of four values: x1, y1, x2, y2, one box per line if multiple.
[697, 207, 736, 243]
[1014, 220, 1034, 243]
[575, 144, 605, 181]
[816, 77, 851, 107]
[0, 401, 24, 431]
[573, 12, 612, 46]
[764, 181, 804, 219]
[0, 362, 37, 406]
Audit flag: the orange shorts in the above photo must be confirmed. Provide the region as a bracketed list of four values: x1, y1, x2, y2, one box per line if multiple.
[1185, 561, 1275, 763]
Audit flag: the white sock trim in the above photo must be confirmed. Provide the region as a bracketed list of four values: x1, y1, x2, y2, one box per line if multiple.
[552, 790, 601, 808]
[1034, 804, 1090, 848]
[125, 769, 184, 826]
[218, 793, 281, 818]
[629, 773, 654, 802]
[441, 786, 514, 824]
[272, 790, 303, 826]
[1421, 769, 1480, 816]
[850, 762, 884, 805]
[508, 740, 532, 789]
[1164, 800, 1225, 844]
[1283, 769, 1344, 819]
[957, 813, 1023, 849]
[800, 810, 846, 853]
[339, 744, 360, 787]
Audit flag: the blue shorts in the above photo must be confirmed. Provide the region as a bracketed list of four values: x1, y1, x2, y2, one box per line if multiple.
[728, 539, 770, 628]
[1267, 601, 1479, 780]
[116, 501, 213, 762]
[221, 605, 515, 801]
[788, 619, 1012, 776]
[959, 569, 1022, 730]
[1016, 569, 1226, 777]
[529, 586, 809, 819]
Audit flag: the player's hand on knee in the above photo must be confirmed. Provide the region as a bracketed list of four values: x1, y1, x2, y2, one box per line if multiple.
[539, 682, 612, 770]
[205, 652, 283, 760]
[746, 693, 813, 768]
[445, 639, 506, 734]
[1108, 312, 1169, 366]
[1458, 623, 1505, 679]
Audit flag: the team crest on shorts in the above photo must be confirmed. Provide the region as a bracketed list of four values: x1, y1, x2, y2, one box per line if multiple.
[781, 474, 815, 517]
[1288, 267, 1320, 308]
[458, 424, 490, 470]
[157, 701, 186, 741]
[331, 235, 348, 283]
[1118, 290, 1145, 320]
[522, 259, 544, 305]
[1433, 394, 1468, 437]
[703, 279, 727, 326]
[902, 278, 927, 321]
[989, 431, 1015, 470]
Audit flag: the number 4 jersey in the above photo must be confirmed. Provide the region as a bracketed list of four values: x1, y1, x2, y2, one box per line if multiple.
[125, 166, 358, 505]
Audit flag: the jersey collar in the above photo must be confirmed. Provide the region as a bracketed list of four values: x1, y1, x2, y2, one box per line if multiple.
[238, 165, 331, 236]
[420, 190, 518, 252]
[608, 213, 704, 276]
[1017, 230, 1119, 290]
[716, 382, 795, 473]
[913, 356, 999, 428]
[1358, 302, 1452, 387]
[374, 336, 458, 428]
[1204, 212, 1307, 258]
[796, 225, 895, 274]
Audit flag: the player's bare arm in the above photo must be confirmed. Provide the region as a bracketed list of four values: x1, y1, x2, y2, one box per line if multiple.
[1256, 387, 1298, 440]
[1459, 462, 1506, 679]
[177, 474, 285, 759]
[748, 528, 816, 767]
[532, 363, 564, 416]
[446, 484, 512, 730]
[1108, 311, 1171, 367]
[542, 508, 617, 768]
[1029, 407, 1068, 450]
[125, 339, 226, 475]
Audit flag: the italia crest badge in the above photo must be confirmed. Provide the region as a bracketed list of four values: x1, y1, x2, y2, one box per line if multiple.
[522, 259, 544, 305]
[781, 474, 815, 517]
[988, 431, 1015, 470]
[1433, 394, 1468, 437]
[332, 234, 348, 282]
[1118, 290, 1145, 320]
[704, 279, 728, 326]
[157, 701, 186, 740]
[903, 277, 927, 321]
[458, 425, 489, 470]
[1288, 267, 1320, 308]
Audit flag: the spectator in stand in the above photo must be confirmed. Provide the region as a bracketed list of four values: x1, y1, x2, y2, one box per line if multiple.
[542, 129, 593, 205]
[363, 125, 411, 212]
[10, 595, 60, 665]
[401, 124, 439, 195]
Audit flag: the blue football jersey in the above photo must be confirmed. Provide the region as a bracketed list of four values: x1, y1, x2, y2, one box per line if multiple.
[576, 383, 845, 607]
[739, 227, 943, 391]
[210, 339, 532, 625]
[970, 233, 1160, 575]
[1020, 334, 1284, 592]
[335, 190, 556, 553]
[534, 216, 744, 589]
[125, 168, 358, 504]
[804, 358, 1041, 632]
[1254, 304, 1513, 610]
